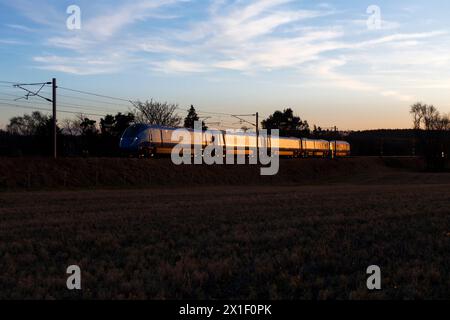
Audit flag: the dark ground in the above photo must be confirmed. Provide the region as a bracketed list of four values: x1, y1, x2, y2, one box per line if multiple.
[0, 157, 449, 299]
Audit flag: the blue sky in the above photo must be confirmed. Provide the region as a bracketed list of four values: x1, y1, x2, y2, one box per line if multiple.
[1, 0, 450, 129]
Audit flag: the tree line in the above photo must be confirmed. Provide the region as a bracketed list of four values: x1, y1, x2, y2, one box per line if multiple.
[0, 99, 449, 170]
[2, 100, 326, 139]
[409, 103, 450, 170]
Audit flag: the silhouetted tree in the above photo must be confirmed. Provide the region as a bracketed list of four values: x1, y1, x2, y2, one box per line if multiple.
[410, 102, 449, 130]
[7, 111, 58, 136]
[100, 112, 135, 136]
[100, 115, 115, 135]
[80, 117, 97, 136]
[313, 125, 324, 136]
[262, 108, 310, 137]
[183, 105, 207, 130]
[133, 99, 181, 127]
[35, 116, 57, 137]
[410, 102, 450, 171]
[114, 112, 135, 135]
[184, 105, 199, 128]
[61, 118, 82, 136]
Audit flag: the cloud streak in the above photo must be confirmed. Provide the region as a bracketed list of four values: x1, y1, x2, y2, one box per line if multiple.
[4, 0, 450, 103]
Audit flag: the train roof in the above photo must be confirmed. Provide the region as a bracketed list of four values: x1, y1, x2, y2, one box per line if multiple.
[127, 124, 350, 145]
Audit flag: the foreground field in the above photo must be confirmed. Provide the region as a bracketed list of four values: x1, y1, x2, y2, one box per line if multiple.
[1, 181, 449, 299]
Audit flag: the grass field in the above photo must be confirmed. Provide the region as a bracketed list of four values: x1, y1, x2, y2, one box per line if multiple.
[1, 160, 449, 299]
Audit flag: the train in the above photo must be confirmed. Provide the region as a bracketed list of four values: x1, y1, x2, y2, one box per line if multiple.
[119, 124, 351, 158]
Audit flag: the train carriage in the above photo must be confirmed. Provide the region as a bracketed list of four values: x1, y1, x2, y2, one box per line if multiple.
[120, 124, 350, 159]
[301, 139, 330, 157]
[330, 140, 351, 157]
[270, 137, 301, 157]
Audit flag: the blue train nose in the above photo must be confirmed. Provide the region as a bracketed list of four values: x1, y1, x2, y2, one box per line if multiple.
[120, 137, 138, 151]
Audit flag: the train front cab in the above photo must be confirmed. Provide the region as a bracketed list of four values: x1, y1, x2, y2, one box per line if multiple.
[120, 124, 151, 156]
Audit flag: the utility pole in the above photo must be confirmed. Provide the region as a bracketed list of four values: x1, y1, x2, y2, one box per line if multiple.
[256, 112, 259, 161]
[52, 78, 57, 159]
[231, 113, 259, 160]
[13, 79, 56, 158]
[334, 125, 337, 159]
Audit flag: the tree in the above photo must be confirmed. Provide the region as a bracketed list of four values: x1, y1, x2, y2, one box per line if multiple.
[79, 117, 97, 136]
[114, 112, 135, 135]
[313, 125, 323, 136]
[410, 102, 425, 130]
[61, 118, 82, 136]
[410, 102, 448, 131]
[100, 112, 135, 136]
[133, 99, 181, 127]
[436, 114, 450, 131]
[262, 108, 310, 136]
[7, 116, 28, 135]
[100, 114, 115, 135]
[410, 102, 450, 171]
[183, 105, 207, 130]
[7, 111, 56, 136]
[184, 105, 199, 128]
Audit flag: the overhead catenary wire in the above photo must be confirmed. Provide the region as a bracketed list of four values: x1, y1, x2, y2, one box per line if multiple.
[0, 102, 52, 113]
[58, 86, 134, 104]
[52, 100, 125, 114]
[0, 84, 21, 89]
[2, 90, 128, 113]
[0, 80, 20, 84]
[56, 92, 135, 109]
[0, 98, 122, 115]
[57, 84, 237, 116]
[2, 80, 262, 128]
[13, 82, 52, 102]
[49, 83, 243, 118]
[0, 92, 124, 114]
[0, 102, 108, 117]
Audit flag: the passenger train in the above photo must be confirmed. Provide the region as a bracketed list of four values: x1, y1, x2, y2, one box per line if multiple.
[119, 124, 351, 158]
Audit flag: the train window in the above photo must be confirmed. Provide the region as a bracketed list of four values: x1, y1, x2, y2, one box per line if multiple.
[150, 129, 162, 143]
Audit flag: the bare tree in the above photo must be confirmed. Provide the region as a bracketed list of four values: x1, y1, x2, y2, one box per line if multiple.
[133, 99, 181, 127]
[423, 105, 440, 130]
[410, 102, 450, 171]
[410, 102, 425, 130]
[435, 114, 450, 131]
[410, 102, 448, 130]
[61, 118, 82, 136]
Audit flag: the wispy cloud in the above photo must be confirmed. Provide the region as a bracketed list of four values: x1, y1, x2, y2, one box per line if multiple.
[0, 38, 26, 45]
[354, 30, 447, 48]
[83, 0, 182, 39]
[33, 55, 124, 75]
[345, 18, 400, 31]
[5, 23, 36, 33]
[150, 59, 209, 73]
[304, 57, 416, 102]
[2, 0, 63, 27]
[4, 0, 450, 104]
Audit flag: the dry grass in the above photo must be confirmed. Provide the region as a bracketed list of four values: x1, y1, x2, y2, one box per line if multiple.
[0, 156, 434, 191]
[1, 181, 449, 299]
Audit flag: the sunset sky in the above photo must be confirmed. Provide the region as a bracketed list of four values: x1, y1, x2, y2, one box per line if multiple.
[1, 0, 450, 130]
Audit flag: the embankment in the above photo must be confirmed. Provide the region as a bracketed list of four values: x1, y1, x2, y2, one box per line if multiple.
[0, 156, 441, 191]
